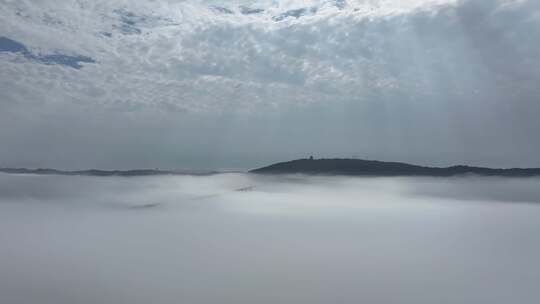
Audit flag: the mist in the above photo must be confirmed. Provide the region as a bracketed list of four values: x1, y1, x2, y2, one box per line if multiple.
[1, 173, 540, 304]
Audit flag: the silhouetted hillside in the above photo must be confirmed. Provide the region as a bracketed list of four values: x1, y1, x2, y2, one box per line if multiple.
[250, 158, 540, 177]
[3, 159, 540, 177]
[0, 168, 215, 177]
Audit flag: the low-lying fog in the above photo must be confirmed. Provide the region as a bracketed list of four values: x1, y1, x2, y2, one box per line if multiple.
[1, 173, 540, 304]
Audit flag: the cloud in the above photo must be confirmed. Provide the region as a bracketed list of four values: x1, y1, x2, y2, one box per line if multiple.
[0, 0, 539, 169]
[2, 173, 540, 304]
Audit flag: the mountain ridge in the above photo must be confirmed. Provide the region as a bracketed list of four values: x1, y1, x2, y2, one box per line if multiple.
[0, 168, 217, 177]
[250, 158, 540, 177]
[3, 158, 540, 177]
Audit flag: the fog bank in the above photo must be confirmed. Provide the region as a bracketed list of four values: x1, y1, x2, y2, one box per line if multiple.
[1, 173, 540, 304]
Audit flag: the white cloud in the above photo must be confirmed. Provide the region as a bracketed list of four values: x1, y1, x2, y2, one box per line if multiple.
[1, 0, 540, 169]
[0, 0, 464, 114]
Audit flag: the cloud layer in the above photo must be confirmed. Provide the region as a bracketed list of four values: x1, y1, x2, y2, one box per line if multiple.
[2, 173, 540, 304]
[1, 0, 539, 169]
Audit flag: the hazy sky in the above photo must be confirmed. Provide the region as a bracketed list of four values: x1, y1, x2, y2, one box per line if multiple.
[1, 0, 539, 170]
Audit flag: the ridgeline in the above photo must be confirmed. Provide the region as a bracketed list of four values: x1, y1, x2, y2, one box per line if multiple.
[0, 168, 215, 177]
[250, 158, 540, 177]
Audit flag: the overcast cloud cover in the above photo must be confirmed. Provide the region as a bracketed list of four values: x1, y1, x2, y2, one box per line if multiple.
[1, 0, 539, 169]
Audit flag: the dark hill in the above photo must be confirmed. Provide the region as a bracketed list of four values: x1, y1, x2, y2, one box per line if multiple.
[0, 168, 215, 177]
[250, 158, 540, 177]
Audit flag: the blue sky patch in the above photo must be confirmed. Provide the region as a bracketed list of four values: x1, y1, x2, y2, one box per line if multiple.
[0, 36, 95, 69]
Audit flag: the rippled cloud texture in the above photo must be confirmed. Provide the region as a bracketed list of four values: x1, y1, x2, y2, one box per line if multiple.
[1, 0, 539, 169]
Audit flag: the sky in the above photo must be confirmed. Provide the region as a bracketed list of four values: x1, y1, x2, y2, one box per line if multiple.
[1, 0, 539, 170]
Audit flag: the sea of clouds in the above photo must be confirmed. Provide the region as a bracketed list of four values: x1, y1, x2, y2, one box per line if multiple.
[1, 172, 540, 304]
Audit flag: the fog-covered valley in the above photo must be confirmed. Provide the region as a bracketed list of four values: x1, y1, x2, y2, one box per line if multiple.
[1, 173, 540, 304]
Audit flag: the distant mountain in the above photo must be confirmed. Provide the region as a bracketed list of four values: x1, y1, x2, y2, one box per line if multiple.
[4, 159, 540, 178]
[0, 168, 216, 177]
[250, 158, 540, 177]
